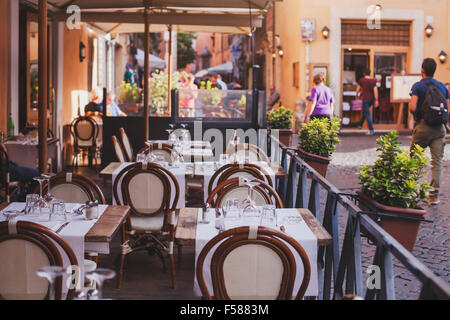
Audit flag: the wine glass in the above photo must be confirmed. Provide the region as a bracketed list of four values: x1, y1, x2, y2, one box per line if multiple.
[85, 268, 116, 300]
[25, 193, 40, 216]
[33, 176, 48, 216]
[171, 142, 183, 165]
[36, 266, 68, 300]
[41, 173, 56, 203]
[241, 180, 261, 222]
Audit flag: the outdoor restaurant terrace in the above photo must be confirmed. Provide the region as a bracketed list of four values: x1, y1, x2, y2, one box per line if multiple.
[0, 0, 449, 309]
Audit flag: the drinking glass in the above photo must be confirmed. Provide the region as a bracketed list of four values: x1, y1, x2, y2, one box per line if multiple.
[2, 210, 22, 221]
[25, 194, 40, 216]
[85, 268, 116, 300]
[261, 204, 276, 227]
[145, 143, 156, 162]
[222, 199, 240, 221]
[171, 142, 183, 165]
[33, 176, 48, 216]
[36, 266, 68, 300]
[136, 153, 146, 163]
[50, 199, 67, 222]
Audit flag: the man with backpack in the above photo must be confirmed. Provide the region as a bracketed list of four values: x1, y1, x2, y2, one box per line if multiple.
[409, 58, 449, 205]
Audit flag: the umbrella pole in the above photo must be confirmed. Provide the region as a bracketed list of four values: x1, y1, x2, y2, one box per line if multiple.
[38, 0, 48, 173]
[167, 25, 172, 115]
[143, 1, 151, 142]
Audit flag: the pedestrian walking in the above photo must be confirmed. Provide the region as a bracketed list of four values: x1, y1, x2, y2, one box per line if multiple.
[409, 58, 449, 205]
[356, 69, 379, 135]
[303, 73, 334, 123]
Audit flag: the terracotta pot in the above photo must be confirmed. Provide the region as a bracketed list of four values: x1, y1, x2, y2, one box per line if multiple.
[271, 129, 293, 147]
[357, 191, 426, 251]
[297, 147, 331, 177]
[120, 102, 140, 114]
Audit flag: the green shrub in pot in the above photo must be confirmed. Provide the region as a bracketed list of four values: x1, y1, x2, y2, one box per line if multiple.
[359, 131, 431, 209]
[298, 117, 341, 158]
[267, 106, 294, 130]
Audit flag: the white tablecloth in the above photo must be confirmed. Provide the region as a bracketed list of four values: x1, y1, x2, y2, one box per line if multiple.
[193, 208, 318, 298]
[112, 162, 186, 209]
[197, 161, 276, 202]
[0, 202, 108, 291]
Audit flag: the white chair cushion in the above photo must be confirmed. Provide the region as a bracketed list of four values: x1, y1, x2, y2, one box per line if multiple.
[130, 211, 178, 232]
[0, 239, 50, 300]
[51, 184, 91, 204]
[127, 173, 165, 214]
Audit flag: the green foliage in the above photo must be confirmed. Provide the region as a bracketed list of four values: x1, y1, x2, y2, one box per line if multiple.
[359, 131, 431, 209]
[118, 81, 140, 103]
[199, 81, 222, 106]
[177, 33, 197, 69]
[267, 106, 294, 129]
[298, 117, 341, 158]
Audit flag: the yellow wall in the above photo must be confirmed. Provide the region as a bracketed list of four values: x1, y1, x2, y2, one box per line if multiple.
[273, 0, 450, 110]
[0, 0, 9, 135]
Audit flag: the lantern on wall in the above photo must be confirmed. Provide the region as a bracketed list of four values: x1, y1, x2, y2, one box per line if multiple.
[438, 51, 447, 64]
[321, 26, 330, 39]
[425, 24, 434, 38]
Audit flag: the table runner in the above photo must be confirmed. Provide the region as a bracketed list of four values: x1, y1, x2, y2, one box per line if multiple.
[193, 208, 318, 298]
[112, 162, 186, 208]
[0, 202, 108, 292]
[197, 161, 276, 202]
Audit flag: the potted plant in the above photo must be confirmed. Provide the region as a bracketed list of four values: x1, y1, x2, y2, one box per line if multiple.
[117, 81, 140, 114]
[149, 70, 185, 115]
[358, 131, 430, 251]
[297, 117, 341, 177]
[267, 105, 295, 146]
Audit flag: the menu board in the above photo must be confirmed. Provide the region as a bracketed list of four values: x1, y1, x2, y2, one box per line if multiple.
[390, 74, 422, 103]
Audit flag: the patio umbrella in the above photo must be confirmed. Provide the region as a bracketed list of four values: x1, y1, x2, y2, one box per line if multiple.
[135, 49, 166, 69]
[207, 61, 233, 75]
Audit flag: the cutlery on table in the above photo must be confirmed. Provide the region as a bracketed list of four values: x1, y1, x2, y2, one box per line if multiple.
[55, 221, 70, 234]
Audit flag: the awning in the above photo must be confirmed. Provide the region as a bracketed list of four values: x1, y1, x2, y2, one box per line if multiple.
[135, 49, 166, 69]
[195, 61, 233, 77]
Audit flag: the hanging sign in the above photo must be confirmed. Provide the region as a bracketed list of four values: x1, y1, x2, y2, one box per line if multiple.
[301, 18, 316, 41]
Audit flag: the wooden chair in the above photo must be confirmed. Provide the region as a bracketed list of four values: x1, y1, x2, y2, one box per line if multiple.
[138, 142, 173, 162]
[119, 128, 134, 162]
[112, 136, 127, 163]
[226, 143, 271, 163]
[71, 116, 100, 168]
[206, 177, 283, 209]
[116, 162, 180, 289]
[0, 221, 78, 300]
[207, 163, 273, 196]
[38, 172, 106, 205]
[196, 226, 311, 300]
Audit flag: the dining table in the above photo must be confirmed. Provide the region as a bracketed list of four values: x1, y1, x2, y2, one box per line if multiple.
[0, 202, 130, 292]
[175, 207, 332, 298]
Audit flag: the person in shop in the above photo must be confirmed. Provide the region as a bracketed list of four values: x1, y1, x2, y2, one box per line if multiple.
[356, 68, 379, 135]
[303, 73, 335, 123]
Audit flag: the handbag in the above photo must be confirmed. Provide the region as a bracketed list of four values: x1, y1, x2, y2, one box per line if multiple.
[351, 99, 363, 111]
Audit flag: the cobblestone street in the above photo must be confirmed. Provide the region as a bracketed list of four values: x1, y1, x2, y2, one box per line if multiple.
[326, 133, 450, 299]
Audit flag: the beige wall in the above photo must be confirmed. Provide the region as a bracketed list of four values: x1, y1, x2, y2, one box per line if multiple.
[273, 0, 450, 111]
[0, 0, 10, 135]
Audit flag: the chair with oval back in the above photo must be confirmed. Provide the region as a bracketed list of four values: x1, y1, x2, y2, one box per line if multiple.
[225, 143, 271, 163]
[71, 116, 99, 168]
[119, 128, 134, 162]
[196, 226, 311, 300]
[38, 172, 106, 205]
[112, 136, 127, 163]
[0, 221, 79, 300]
[206, 177, 283, 209]
[138, 142, 173, 162]
[116, 162, 180, 289]
[207, 163, 273, 197]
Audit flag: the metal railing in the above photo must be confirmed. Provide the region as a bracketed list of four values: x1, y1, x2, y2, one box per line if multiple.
[271, 136, 450, 300]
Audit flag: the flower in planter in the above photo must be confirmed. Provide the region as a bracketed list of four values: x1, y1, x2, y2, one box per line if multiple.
[359, 131, 431, 209]
[267, 106, 294, 129]
[118, 81, 140, 104]
[298, 117, 341, 158]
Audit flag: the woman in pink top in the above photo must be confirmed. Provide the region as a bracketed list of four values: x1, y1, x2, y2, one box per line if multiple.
[303, 74, 335, 123]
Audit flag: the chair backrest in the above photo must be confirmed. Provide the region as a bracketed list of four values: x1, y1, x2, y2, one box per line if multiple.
[207, 163, 273, 196]
[138, 143, 173, 162]
[0, 143, 10, 202]
[39, 172, 106, 204]
[196, 226, 311, 300]
[112, 136, 127, 163]
[119, 128, 134, 162]
[206, 177, 283, 209]
[120, 162, 180, 232]
[226, 143, 270, 163]
[0, 221, 78, 300]
[71, 116, 98, 148]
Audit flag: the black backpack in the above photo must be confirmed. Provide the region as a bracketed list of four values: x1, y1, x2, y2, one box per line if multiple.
[419, 80, 448, 126]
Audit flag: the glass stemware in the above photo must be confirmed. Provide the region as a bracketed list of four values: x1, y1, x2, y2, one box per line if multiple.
[85, 268, 116, 300]
[25, 193, 39, 216]
[171, 142, 183, 165]
[36, 266, 67, 300]
[41, 173, 56, 203]
[33, 176, 48, 216]
[241, 180, 260, 220]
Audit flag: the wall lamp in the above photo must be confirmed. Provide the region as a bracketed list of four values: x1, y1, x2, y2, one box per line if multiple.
[425, 24, 434, 37]
[439, 51, 447, 64]
[321, 26, 330, 39]
[277, 46, 284, 58]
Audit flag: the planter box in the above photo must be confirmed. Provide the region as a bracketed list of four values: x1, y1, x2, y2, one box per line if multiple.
[297, 147, 331, 177]
[271, 129, 293, 147]
[357, 191, 426, 251]
[119, 103, 140, 114]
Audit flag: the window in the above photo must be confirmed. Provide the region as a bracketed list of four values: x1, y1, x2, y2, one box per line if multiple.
[342, 20, 410, 46]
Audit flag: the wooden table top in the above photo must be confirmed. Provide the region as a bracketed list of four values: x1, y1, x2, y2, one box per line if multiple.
[100, 161, 288, 179]
[0, 202, 130, 243]
[175, 207, 332, 247]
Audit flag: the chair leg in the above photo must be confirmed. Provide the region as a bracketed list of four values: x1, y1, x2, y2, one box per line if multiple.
[177, 244, 183, 265]
[169, 252, 176, 289]
[116, 253, 127, 289]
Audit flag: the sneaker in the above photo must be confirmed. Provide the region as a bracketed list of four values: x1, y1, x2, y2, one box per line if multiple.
[428, 195, 440, 205]
[358, 125, 362, 130]
[365, 131, 374, 135]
